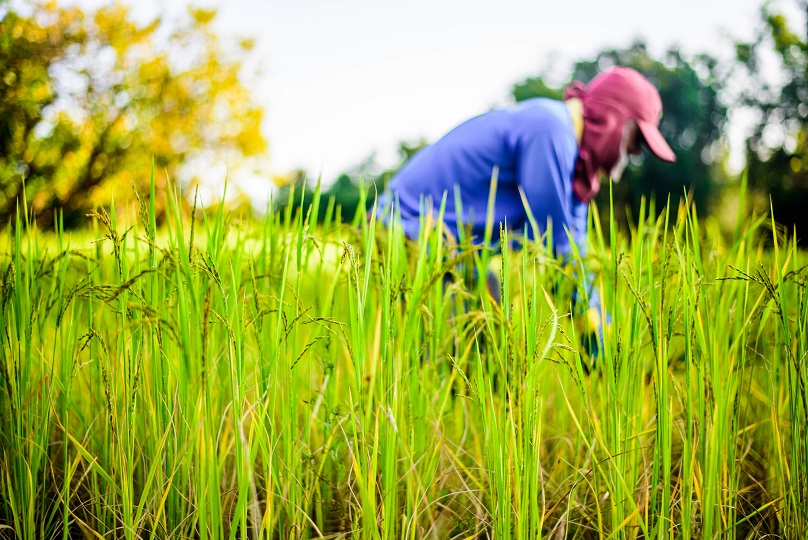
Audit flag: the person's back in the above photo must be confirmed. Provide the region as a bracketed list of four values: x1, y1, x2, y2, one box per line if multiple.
[383, 97, 583, 253]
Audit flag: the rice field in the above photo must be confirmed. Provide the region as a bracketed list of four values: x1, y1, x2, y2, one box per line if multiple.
[0, 179, 806, 539]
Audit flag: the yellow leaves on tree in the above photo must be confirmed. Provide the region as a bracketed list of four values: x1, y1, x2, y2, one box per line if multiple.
[0, 0, 268, 226]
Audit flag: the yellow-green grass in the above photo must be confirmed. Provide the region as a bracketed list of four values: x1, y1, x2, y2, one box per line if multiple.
[0, 180, 806, 539]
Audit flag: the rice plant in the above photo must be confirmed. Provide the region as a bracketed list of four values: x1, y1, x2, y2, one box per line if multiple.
[0, 176, 805, 539]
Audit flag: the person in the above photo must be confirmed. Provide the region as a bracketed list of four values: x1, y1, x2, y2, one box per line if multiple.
[375, 67, 676, 352]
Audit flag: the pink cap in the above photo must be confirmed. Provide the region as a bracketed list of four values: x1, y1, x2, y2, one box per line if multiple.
[586, 67, 676, 163]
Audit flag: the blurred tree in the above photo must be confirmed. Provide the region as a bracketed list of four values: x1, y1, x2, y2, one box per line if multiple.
[279, 139, 428, 223]
[512, 42, 728, 224]
[0, 3, 84, 219]
[0, 1, 266, 226]
[512, 76, 563, 103]
[734, 0, 808, 237]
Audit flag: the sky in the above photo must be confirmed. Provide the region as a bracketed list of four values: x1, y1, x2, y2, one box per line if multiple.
[68, 0, 787, 198]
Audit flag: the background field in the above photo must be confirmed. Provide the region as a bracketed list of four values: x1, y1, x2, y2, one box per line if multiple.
[1, 182, 806, 539]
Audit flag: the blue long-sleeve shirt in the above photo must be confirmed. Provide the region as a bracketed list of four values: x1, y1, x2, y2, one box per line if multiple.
[378, 98, 587, 258]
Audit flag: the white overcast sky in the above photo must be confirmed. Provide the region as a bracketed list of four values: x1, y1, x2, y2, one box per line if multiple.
[65, 0, 794, 196]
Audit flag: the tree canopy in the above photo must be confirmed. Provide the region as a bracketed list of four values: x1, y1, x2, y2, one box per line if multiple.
[734, 0, 808, 236]
[0, 1, 266, 226]
[277, 140, 428, 224]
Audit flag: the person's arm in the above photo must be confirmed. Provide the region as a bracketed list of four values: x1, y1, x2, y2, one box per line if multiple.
[517, 133, 608, 356]
[516, 132, 579, 257]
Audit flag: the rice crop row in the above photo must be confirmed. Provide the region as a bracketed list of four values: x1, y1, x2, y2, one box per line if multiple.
[0, 178, 806, 539]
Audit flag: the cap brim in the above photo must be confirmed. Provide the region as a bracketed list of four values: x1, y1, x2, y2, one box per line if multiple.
[637, 121, 676, 163]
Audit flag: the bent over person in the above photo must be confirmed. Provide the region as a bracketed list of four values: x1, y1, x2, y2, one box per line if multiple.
[376, 67, 676, 352]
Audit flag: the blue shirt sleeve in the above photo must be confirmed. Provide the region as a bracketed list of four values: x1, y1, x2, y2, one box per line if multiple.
[517, 129, 602, 318]
[570, 196, 589, 259]
[516, 132, 587, 259]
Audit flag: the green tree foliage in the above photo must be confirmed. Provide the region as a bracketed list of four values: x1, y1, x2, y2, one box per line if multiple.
[735, 0, 808, 237]
[280, 139, 428, 223]
[512, 76, 563, 102]
[512, 43, 727, 223]
[0, 1, 266, 226]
